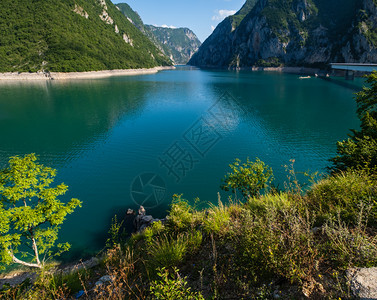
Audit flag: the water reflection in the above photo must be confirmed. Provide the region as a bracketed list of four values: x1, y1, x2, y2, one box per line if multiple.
[0, 79, 151, 168]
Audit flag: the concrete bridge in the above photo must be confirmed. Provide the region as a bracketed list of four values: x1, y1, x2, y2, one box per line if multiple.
[330, 63, 377, 80]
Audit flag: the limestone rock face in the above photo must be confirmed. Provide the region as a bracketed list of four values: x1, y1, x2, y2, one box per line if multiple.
[123, 33, 133, 46]
[99, 10, 113, 25]
[189, 17, 234, 67]
[189, 0, 377, 68]
[73, 5, 89, 19]
[340, 0, 377, 63]
[348, 267, 377, 299]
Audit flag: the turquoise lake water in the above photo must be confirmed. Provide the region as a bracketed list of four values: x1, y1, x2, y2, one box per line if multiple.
[0, 67, 364, 260]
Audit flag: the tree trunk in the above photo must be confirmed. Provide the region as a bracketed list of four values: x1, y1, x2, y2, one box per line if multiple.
[31, 237, 41, 266]
[11, 253, 41, 269]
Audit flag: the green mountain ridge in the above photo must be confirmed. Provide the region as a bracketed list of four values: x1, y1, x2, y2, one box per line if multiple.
[231, 0, 259, 28]
[189, 0, 377, 68]
[0, 0, 172, 73]
[115, 3, 144, 31]
[116, 3, 201, 65]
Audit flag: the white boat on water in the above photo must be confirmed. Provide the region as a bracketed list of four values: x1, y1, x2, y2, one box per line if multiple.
[299, 76, 311, 79]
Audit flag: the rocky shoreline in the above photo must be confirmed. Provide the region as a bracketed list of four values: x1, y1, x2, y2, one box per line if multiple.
[0, 66, 175, 81]
[249, 66, 323, 75]
[188, 65, 328, 75]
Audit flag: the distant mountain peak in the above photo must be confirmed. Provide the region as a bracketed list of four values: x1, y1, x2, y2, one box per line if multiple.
[116, 2, 201, 65]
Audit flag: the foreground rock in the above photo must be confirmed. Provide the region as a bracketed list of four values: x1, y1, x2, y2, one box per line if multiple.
[95, 275, 114, 287]
[127, 206, 166, 232]
[0, 272, 37, 290]
[348, 267, 377, 299]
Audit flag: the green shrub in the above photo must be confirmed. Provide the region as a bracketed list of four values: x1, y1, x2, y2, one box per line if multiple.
[264, 208, 318, 283]
[2, 268, 85, 300]
[49, 268, 91, 295]
[228, 209, 272, 283]
[186, 230, 203, 255]
[255, 57, 282, 67]
[167, 195, 203, 232]
[246, 192, 293, 215]
[150, 267, 204, 300]
[144, 221, 165, 247]
[307, 169, 377, 225]
[147, 229, 203, 272]
[148, 234, 189, 270]
[221, 158, 274, 199]
[203, 200, 231, 235]
[230, 204, 318, 285]
[0, 278, 33, 300]
[106, 214, 126, 249]
[322, 217, 377, 269]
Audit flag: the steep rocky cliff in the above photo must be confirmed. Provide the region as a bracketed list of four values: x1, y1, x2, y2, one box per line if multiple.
[116, 3, 201, 64]
[188, 0, 257, 68]
[189, 0, 377, 68]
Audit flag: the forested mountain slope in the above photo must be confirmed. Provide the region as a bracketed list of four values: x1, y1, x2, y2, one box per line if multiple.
[0, 0, 172, 72]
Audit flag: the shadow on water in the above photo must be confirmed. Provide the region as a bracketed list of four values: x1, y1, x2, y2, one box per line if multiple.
[59, 199, 172, 263]
[60, 204, 135, 263]
[319, 77, 364, 92]
[0, 79, 152, 168]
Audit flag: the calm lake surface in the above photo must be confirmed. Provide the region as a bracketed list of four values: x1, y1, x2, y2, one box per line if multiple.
[0, 67, 363, 259]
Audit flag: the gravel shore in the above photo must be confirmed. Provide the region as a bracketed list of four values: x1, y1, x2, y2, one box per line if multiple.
[0, 66, 175, 81]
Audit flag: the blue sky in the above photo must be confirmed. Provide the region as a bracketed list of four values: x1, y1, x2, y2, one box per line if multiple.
[111, 0, 247, 42]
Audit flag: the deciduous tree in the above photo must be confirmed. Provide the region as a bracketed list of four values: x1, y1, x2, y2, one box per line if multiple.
[221, 158, 274, 199]
[331, 72, 377, 171]
[0, 154, 81, 269]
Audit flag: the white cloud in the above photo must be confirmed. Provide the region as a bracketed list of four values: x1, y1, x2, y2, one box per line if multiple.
[211, 25, 216, 32]
[211, 9, 237, 21]
[153, 24, 177, 29]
